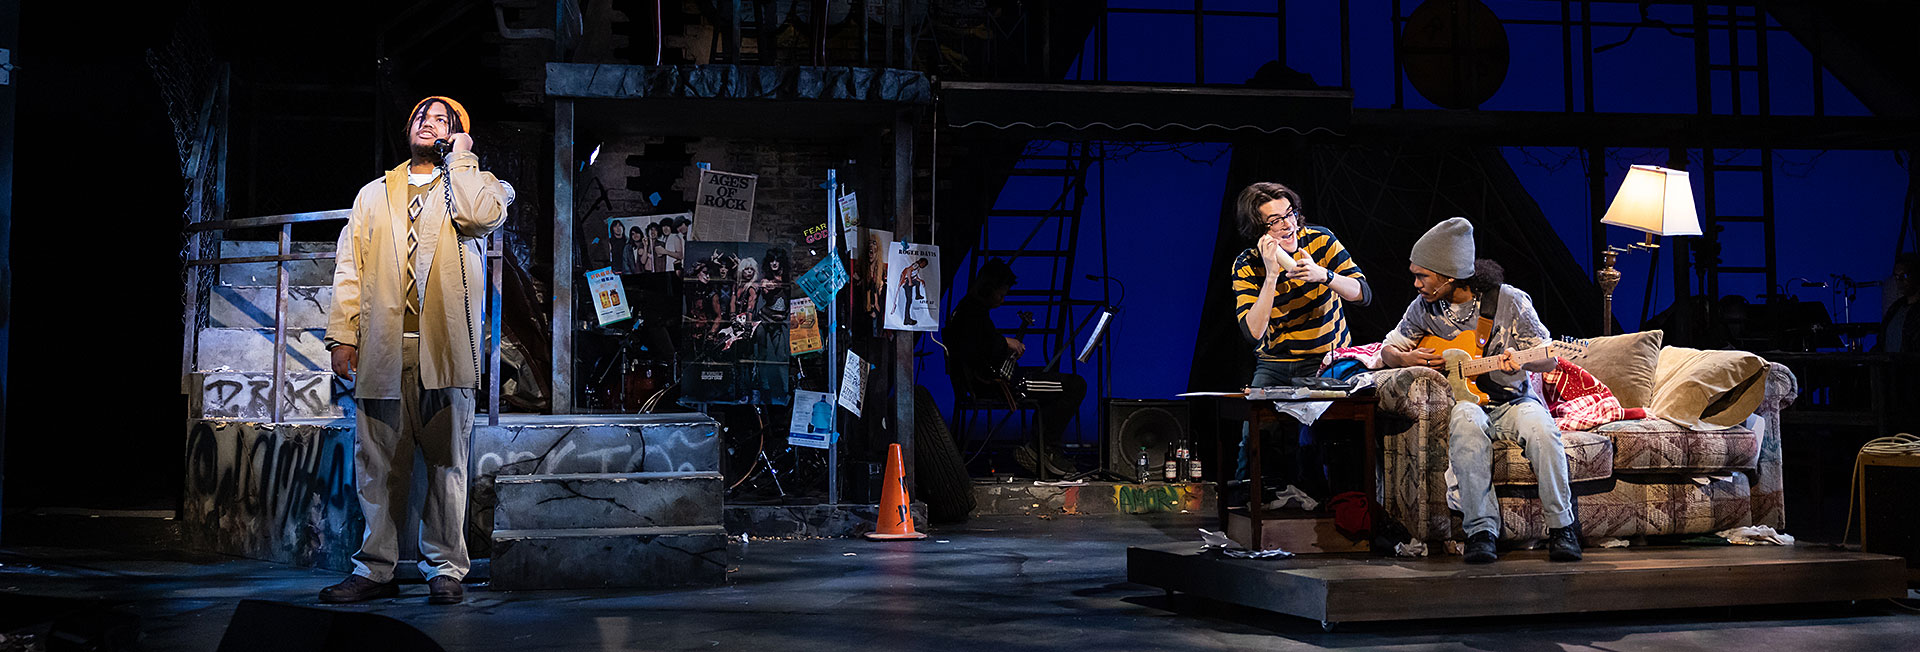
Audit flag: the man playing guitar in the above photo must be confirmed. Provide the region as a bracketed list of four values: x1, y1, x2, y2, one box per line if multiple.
[944, 258, 1086, 477]
[1380, 217, 1582, 563]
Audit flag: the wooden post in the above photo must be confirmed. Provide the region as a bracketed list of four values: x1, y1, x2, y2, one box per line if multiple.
[892, 109, 917, 494]
[552, 100, 575, 413]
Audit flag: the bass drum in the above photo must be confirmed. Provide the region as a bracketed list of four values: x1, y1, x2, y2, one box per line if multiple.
[622, 357, 674, 412]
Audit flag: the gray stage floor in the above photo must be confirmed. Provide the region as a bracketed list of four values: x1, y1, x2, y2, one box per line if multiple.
[3, 511, 1918, 651]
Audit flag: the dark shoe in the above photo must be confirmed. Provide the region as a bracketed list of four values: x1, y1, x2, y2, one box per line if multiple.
[1463, 531, 1499, 564]
[1547, 525, 1584, 562]
[428, 575, 465, 605]
[319, 575, 397, 604]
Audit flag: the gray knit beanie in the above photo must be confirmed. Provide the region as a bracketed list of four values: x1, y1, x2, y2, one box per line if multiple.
[1411, 217, 1476, 279]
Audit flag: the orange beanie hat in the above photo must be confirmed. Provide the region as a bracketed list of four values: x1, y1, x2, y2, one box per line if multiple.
[409, 96, 471, 133]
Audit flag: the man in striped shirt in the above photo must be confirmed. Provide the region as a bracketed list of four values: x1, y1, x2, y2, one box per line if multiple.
[1229, 182, 1371, 505]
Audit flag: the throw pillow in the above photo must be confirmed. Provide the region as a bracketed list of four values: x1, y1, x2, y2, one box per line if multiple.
[1650, 346, 1769, 429]
[1568, 330, 1663, 409]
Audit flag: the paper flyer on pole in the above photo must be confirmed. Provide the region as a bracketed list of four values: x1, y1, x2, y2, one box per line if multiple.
[585, 267, 631, 326]
[788, 297, 823, 355]
[884, 243, 941, 331]
[837, 350, 868, 417]
[692, 168, 756, 242]
[788, 390, 837, 449]
[795, 254, 848, 308]
[837, 192, 861, 249]
[862, 229, 893, 322]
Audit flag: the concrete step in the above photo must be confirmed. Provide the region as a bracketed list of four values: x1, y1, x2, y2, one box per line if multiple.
[196, 327, 330, 372]
[218, 240, 337, 287]
[190, 371, 344, 420]
[494, 472, 722, 530]
[209, 285, 333, 329]
[490, 525, 728, 590]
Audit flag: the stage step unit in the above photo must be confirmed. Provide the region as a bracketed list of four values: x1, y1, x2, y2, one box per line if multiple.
[195, 327, 330, 373]
[209, 285, 333, 329]
[490, 525, 729, 590]
[493, 472, 723, 530]
[216, 239, 336, 286]
[483, 413, 727, 590]
[190, 370, 342, 420]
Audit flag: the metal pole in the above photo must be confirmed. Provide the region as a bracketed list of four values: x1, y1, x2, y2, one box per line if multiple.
[489, 233, 502, 425]
[826, 168, 841, 505]
[0, 0, 20, 541]
[272, 223, 290, 422]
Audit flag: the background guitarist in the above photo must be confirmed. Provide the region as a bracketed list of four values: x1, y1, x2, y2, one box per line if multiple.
[1229, 182, 1371, 506]
[1380, 217, 1581, 564]
[945, 258, 1087, 477]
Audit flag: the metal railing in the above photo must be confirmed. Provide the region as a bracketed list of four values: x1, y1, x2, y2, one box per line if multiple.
[184, 210, 506, 424]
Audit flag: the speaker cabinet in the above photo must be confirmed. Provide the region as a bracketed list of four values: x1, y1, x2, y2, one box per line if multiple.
[1104, 399, 1192, 481]
[1860, 455, 1920, 583]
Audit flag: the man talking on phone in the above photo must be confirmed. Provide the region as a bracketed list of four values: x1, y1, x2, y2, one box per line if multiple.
[1227, 182, 1369, 507]
[320, 96, 513, 605]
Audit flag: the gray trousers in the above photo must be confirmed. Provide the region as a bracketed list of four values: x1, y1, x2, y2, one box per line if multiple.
[1449, 397, 1576, 537]
[351, 336, 475, 582]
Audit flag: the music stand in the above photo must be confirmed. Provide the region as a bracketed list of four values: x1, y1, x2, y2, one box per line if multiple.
[1059, 304, 1132, 482]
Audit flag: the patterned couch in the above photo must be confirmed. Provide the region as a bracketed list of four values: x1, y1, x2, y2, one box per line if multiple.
[1374, 360, 1798, 542]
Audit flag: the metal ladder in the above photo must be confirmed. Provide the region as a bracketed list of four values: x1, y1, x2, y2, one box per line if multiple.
[1696, 3, 1778, 301]
[967, 141, 1100, 365]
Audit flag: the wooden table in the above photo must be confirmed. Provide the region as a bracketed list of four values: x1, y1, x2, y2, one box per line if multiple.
[1209, 393, 1380, 552]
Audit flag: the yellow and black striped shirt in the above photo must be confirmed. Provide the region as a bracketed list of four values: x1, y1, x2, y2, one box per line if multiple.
[1231, 226, 1367, 362]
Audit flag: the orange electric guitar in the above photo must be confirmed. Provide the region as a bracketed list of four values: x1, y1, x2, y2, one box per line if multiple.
[1418, 327, 1587, 405]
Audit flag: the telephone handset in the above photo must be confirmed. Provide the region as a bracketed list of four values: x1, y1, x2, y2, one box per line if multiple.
[432, 138, 454, 156]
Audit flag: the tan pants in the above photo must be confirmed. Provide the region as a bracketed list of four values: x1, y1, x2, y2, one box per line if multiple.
[351, 336, 475, 582]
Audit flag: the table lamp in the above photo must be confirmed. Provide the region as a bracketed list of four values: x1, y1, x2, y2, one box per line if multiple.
[1598, 165, 1701, 334]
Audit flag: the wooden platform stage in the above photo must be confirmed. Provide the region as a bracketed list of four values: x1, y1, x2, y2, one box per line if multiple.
[1127, 542, 1907, 627]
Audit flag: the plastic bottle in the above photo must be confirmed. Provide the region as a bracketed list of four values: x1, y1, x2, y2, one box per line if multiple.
[1135, 447, 1151, 483]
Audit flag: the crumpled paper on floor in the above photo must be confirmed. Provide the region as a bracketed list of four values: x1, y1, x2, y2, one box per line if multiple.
[1596, 537, 1631, 548]
[1262, 485, 1320, 511]
[1715, 525, 1795, 546]
[1394, 539, 1428, 557]
[1198, 529, 1294, 559]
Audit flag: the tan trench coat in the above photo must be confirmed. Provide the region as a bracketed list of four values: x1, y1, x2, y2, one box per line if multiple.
[326, 151, 510, 398]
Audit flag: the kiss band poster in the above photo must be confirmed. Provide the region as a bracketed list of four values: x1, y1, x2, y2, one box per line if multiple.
[681, 241, 793, 405]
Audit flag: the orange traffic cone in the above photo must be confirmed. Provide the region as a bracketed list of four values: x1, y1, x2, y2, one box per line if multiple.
[865, 443, 928, 540]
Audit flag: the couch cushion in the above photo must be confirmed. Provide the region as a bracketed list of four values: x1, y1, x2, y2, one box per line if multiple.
[1490, 430, 1613, 486]
[1492, 472, 1751, 540]
[1650, 347, 1769, 428]
[1567, 330, 1663, 409]
[1595, 417, 1759, 473]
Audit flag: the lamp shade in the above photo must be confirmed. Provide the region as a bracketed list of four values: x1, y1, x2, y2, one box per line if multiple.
[1601, 165, 1702, 237]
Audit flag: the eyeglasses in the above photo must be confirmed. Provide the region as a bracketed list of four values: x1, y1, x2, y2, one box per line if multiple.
[1265, 207, 1303, 236]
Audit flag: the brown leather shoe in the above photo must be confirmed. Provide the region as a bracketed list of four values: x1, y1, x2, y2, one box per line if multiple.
[318, 575, 397, 604]
[427, 575, 465, 605]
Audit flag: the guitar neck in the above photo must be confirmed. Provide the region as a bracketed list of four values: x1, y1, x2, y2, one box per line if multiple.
[1456, 345, 1553, 378]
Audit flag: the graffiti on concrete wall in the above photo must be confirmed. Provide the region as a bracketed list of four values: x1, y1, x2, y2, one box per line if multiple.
[199, 373, 337, 420]
[183, 420, 360, 571]
[1112, 483, 1207, 515]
